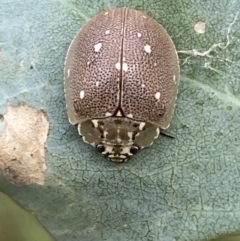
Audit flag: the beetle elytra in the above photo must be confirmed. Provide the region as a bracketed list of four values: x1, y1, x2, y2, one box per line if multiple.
[64, 8, 180, 162]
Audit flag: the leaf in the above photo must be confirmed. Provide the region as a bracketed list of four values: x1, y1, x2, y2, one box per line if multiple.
[1, 0, 240, 241]
[0, 192, 54, 241]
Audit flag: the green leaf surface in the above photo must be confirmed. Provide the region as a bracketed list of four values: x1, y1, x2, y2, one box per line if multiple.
[1, 0, 240, 241]
[0, 192, 54, 241]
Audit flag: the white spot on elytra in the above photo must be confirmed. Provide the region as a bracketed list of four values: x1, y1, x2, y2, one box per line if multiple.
[116, 110, 122, 116]
[115, 62, 121, 71]
[104, 12, 108, 15]
[139, 122, 146, 130]
[142, 15, 147, 19]
[80, 90, 85, 99]
[122, 63, 128, 72]
[141, 84, 145, 88]
[94, 43, 102, 52]
[115, 62, 128, 71]
[67, 69, 70, 77]
[105, 112, 112, 117]
[155, 92, 161, 100]
[154, 63, 157, 66]
[96, 81, 100, 87]
[127, 113, 133, 118]
[87, 61, 91, 65]
[105, 30, 110, 34]
[144, 44, 151, 53]
[137, 33, 142, 38]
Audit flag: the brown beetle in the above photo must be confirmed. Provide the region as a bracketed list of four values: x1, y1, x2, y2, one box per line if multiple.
[64, 8, 179, 162]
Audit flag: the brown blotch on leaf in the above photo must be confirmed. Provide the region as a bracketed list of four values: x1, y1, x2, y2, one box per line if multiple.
[0, 103, 49, 186]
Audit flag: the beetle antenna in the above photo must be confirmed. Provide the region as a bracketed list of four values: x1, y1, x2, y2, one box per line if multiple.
[160, 132, 175, 139]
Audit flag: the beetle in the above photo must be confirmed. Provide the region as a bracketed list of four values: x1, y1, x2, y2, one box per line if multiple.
[64, 7, 179, 162]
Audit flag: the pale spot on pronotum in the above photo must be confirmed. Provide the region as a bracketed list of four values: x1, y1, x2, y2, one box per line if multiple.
[77, 123, 83, 136]
[117, 137, 122, 142]
[139, 122, 146, 130]
[141, 84, 145, 88]
[108, 154, 126, 159]
[127, 113, 133, 118]
[103, 130, 108, 138]
[155, 92, 161, 100]
[67, 69, 70, 77]
[82, 136, 95, 147]
[122, 146, 132, 155]
[115, 62, 121, 71]
[144, 44, 151, 53]
[87, 61, 91, 65]
[127, 132, 133, 140]
[79, 90, 85, 99]
[154, 128, 160, 139]
[142, 15, 147, 19]
[137, 33, 142, 38]
[105, 30, 110, 34]
[122, 63, 128, 72]
[105, 112, 112, 117]
[91, 120, 99, 128]
[96, 81, 100, 87]
[104, 12, 108, 15]
[94, 43, 102, 52]
[119, 155, 127, 159]
[102, 145, 113, 155]
[154, 63, 157, 66]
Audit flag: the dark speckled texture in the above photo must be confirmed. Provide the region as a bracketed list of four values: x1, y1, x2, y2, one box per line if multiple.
[64, 8, 179, 127]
